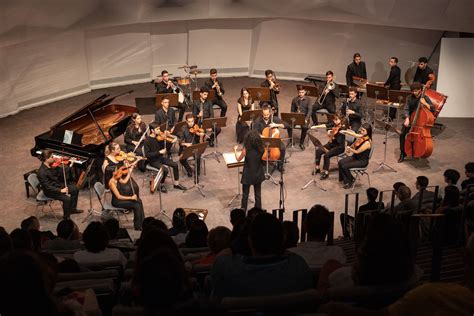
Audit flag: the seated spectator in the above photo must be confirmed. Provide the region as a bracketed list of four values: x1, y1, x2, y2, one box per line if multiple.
[195, 226, 231, 265]
[169, 208, 187, 237]
[461, 162, 474, 190]
[44, 219, 82, 252]
[211, 213, 313, 299]
[443, 168, 461, 190]
[390, 186, 418, 213]
[230, 208, 246, 227]
[21, 216, 40, 231]
[290, 205, 346, 269]
[135, 217, 168, 247]
[411, 176, 436, 206]
[436, 185, 461, 214]
[230, 217, 252, 256]
[0, 227, 13, 257]
[10, 228, 34, 251]
[73, 222, 127, 268]
[104, 218, 132, 241]
[282, 220, 299, 249]
[247, 207, 264, 219]
[135, 228, 182, 267]
[185, 219, 209, 248]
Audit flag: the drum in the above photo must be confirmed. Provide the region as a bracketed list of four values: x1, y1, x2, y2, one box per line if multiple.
[425, 89, 447, 119]
[178, 77, 190, 86]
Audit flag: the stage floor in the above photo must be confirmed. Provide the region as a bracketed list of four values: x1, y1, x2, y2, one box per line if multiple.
[1, 77, 473, 239]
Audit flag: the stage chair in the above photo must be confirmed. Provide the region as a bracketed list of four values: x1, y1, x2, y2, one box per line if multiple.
[27, 173, 59, 219]
[349, 145, 375, 192]
[94, 182, 130, 224]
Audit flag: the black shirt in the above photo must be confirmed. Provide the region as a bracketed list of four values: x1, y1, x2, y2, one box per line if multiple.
[291, 96, 312, 120]
[413, 66, 434, 85]
[155, 107, 176, 128]
[181, 125, 200, 145]
[241, 147, 265, 185]
[124, 122, 147, 148]
[403, 94, 435, 119]
[253, 116, 288, 134]
[346, 61, 367, 86]
[192, 99, 214, 120]
[317, 82, 339, 107]
[261, 79, 279, 105]
[359, 201, 385, 213]
[341, 99, 363, 124]
[204, 78, 225, 99]
[37, 163, 62, 194]
[144, 136, 164, 162]
[155, 80, 174, 94]
[384, 65, 401, 90]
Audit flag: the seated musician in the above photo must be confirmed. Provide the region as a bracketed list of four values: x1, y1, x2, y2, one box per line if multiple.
[288, 86, 312, 150]
[155, 96, 179, 153]
[345, 52, 367, 87]
[310, 114, 346, 180]
[144, 122, 186, 192]
[192, 87, 221, 147]
[260, 69, 280, 115]
[204, 68, 227, 117]
[341, 87, 363, 132]
[179, 114, 204, 178]
[312, 71, 339, 124]
[37, 150, 82, 219]
[102, 142, 124, 189]
[398, 82, 435, 163]
[124, 113, 147, 171]
[155, 70, 185, 121]
[384, 57, 402, 120]
[413, 57, 436, 89]
[109, 164, 144, 231]
[253, 104, 288, 172]
[338, 123, 373, 189]
[236, 88, 255, 143]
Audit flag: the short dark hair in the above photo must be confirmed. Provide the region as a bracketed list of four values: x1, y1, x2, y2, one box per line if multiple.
[208, 226, 231, 253]
[353, 53, 361, 59]
[443, 185, 460, 207]
[466, 162, 474, 174]
[21, 216, 39, 231]
[185, 114, 194, 121]
[366, 187, 379, 202]
[57, 219, 75, 239]
[230, 208, 246, 226]
[326, 70, 334, 76]
[247, 207, 264, 219]
[172, 208, 186, 229]
[305, 205, 331, 240]
[393, 182, 406, 192]
[282, 220, 299, 249]
[264, 69, 273, 77]
[185, 212, 199, 230]
[410, 82, 422, 91]
[416, 176, 429, 189]
[349, 87, 358, 94]
[149, 121, 160, 131]
[390, 56, 399, 63]
[200, 86, 209, 93]
[161, 96, 170, 102]
[250, 213, 283, 255]
[443, 169, 461, 185]
[82, 222, 108, 253]
[297, 85, 305, 91]
[398, 186, 412, 201]
[41, 149, 54, 161]
[210, 68, 217, 74]
[103, 218, 120, 239]
[161, 70, 168, 76]
[418, 57, 428, 63]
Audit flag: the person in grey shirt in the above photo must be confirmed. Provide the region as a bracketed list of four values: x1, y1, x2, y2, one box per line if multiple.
[43, 219, 82, 252]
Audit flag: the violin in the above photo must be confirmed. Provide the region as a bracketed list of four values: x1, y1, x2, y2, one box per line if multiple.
[350, 135, 370, 150]
[51, 156, 73, 168]
[115, 151, 144, 163]
[113, 165, 129, 180]
[261, 112, 281, 161]
[156, 131, 177, 143]
[189, 124, 205, 135]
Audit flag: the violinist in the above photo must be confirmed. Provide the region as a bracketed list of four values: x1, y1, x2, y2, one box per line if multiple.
[155, 97, 179, 153]
[260, 69, 280, 115]
[155, 70, 185, 121]
[338, 123, 372, 189]
[109, 165, 144, 231]
[102, 142, 123, 189]
[341, 87, 363, 132]
[192, 87, 220, 147]
[37, 150, 82, 219]
[289, 86, 312, 150]
[398, 82, 435, 163]
[124, 113, 147, 171]
[311, 114, 346, 180]
[144, 122, 186, 192]
[179, 115, 204, 177]
[204, 68, 227, 117]
[236, 88, 255, 143]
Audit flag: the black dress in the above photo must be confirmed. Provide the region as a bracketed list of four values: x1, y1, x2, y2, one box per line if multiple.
[104, 157, 123, 189]
[111, 179, 144, 230]
[236, 98, 253, 143]
[241, 148, 265, 185]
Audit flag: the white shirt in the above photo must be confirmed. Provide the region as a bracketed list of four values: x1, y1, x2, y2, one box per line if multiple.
[288, 241, 346, 269]
[74, 248, 127, 268]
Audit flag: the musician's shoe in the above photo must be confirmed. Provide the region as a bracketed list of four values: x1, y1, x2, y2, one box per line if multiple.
[343, 182, 353, 189]
[160, 186, 168, 194]
[186, 171, 193, 178]
[71, 209, 84, 214]
[208, 139, 215, 147]
[174, 184, 187, 191]
[398, 154, 406, 163]
[320, 172, 329, 180]
[299, 143, 305, 150]
[312, 168, 320, 176]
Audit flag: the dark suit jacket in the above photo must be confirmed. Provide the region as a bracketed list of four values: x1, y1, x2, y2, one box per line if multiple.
[154, 108, 176, 128]
[346, 61, 367, 86]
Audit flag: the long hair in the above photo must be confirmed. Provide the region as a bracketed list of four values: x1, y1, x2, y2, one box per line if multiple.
[105, 142, 119, 156]
[361, 123, 372, 140]
[243, 129, 264, 153]
[237, 88, 253, 107]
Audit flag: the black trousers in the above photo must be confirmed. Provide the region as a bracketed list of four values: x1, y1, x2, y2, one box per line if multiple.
[312, 102, 336, 124]
[287, 125, 309, 145]
[112, 198, 145, 230]
[399, 125, 410, 157]
[315, 144, 344, 171]
[207, 127, 221, 143]
[338, 156, 368, 185]
[44, 184, 79, 219]
[148, 157, 179, 182]
[236, 120, 249, 143]
[213, 98, 227, 117]
[242, 182, 262, 212]
[176, 103, 186, 122]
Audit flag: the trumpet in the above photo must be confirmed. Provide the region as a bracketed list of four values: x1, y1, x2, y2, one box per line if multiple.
[317, 81, 336, 105]
[212, 79, 223, 97]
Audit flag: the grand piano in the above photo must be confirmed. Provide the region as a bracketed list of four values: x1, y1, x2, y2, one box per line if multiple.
[30, 91, 138, 187]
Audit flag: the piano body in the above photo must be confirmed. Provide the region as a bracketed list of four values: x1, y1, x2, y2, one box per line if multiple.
[30, 92, 138, 187]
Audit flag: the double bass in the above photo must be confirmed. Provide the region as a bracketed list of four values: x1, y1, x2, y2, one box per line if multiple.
[261, 111, 281, 161]
[404, 86, 435, 158]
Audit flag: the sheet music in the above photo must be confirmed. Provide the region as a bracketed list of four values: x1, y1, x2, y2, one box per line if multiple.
[223, 152, 244, 168]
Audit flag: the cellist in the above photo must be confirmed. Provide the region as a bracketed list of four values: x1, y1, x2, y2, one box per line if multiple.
[253, 104, 289, 172]
[398, 82, 435, 163]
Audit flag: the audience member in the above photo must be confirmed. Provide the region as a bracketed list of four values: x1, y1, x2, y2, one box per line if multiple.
[20, 216, 40, 231]
[135, 217, 168, 247]
[195, 226, 231, 265]
[462, 162, 474, 190]
[436, 185, 461, 213]
[135, 228, 182, 267]
[185, 212, 200, 230]
[10, 228, 33, 251]
[230, 208, 246, 227]
[246, 206, 264, 219]
[73, 221, 127, 268]
[44, 219, 82, 252]
[185, 219, 209, 248]
[104, 218, 128, 240]
[411, 176, 436, 205]
[390, 186, 418, 213]
[230, 217, 252, 256]
[169, 208, 187, 236]
[443, 168, 461, 189]
[211, 213, 312, 299]
[290, 205, 346, 269]
[282, 220, 299, 249]
[0, 227, 13, 257]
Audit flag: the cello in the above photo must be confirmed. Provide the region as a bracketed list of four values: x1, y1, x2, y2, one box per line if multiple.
[404, 86, 435, 158]
[261, 111, 281, 161]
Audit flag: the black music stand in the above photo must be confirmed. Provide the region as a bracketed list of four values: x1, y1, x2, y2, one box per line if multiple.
[222, 152, 251, 207]
[247, 87, 271, 104]
[281, 112, 306, 156]
[182, 142, 208, 197]
[155, 93, 179, 109]
[151, 166, 168, 218]
[373, 119, 398, 173]
[202, 117, 227, 162]
[297, 85, 319, 97]
[240, 109, 263, 130]
[192, 90, 216, 102]
[301, 133, 327, 191]
[388, 89, 411, 127]
[261, 137, 282, 185]
[338, 84, 349, 98]
[366, 84, 389, 127]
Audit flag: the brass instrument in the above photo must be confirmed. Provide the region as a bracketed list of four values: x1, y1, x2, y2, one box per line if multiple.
[270, 73, 281, 91]
[317, 80, 336, 105]
[212, 79, 223, 97]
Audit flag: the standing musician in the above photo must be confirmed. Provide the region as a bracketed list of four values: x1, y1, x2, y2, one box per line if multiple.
[37, 150, 82, 219]
[234, 129, 265, 212]
[338, 123, 373, 189]
[346, 53, 367, 87]
[144, 122, 186, 192]
[310, 114, 347, 180]
[260, 69, 280, 116]
[289, 86, 312, 150]
[312, 71, 339, 124]
[413, 57, 436, 89]
[154, 70, 186, 121]
[109, 165, 144, 231]
[155, 96, 179, 153]
[179, 114, 204, 178]
[124, 113, 147, 171]
[384, 57, 402, 120]
[398, 82, 435, 163]
[204, 68, 227, 117]
[341, 87, 363, 132]
[236, 87, 255, 143]
[102, 142, 124, 189]
[192, 87, 221, 147]
[253, 104, 288, 172]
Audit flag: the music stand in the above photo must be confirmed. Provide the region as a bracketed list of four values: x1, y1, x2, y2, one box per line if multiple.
[172, 121, 188, 136]
[181, 142, 208, 197]
[388, 89, 411, 127]
[222, 152, 250, 207]
[247, 87, 271, 103]
[301, 132, 327, 191]
[151, 166, 169, 218]
[202, 117, 227, 162]
[366, 84, 389, 127]
[155, 93, 179, 109]
[373, 119, 398, 173]
[192, 90, 216, 102]
[261, 137, 282, 185]
[281, 112, 306, 156]
[240, 109, 262, 130]
[338, 84, 349, 98]
[298, 85, 319, 97]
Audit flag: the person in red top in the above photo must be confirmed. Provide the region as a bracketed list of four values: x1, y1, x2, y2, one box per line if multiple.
[194, 226, 231, 265]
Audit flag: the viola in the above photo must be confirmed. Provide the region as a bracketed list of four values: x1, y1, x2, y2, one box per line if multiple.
[261, 113, 281, 161]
